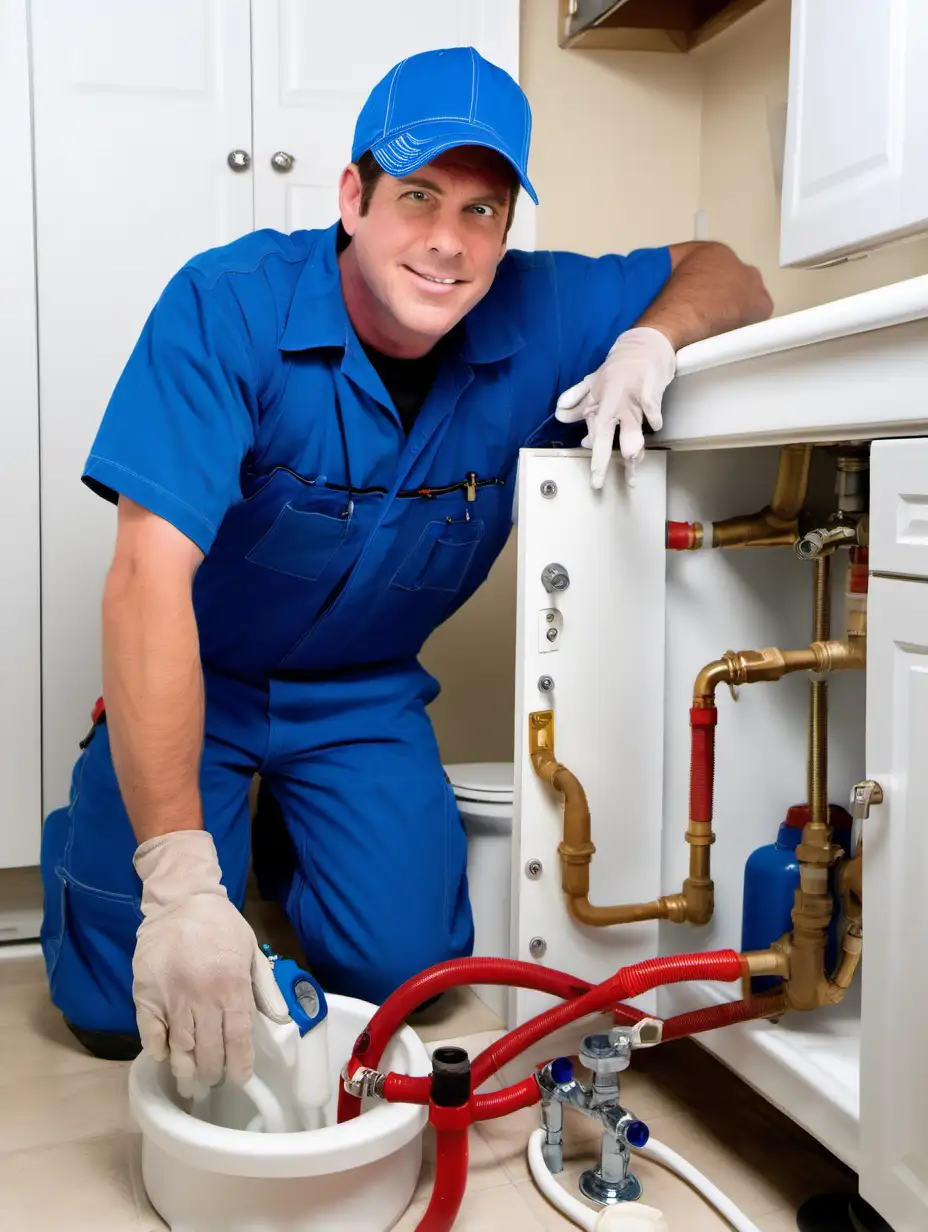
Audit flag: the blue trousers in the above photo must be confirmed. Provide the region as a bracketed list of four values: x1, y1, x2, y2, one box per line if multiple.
[40, 663, 474, 1034]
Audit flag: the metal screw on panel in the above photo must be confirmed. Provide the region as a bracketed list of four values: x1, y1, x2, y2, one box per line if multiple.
[529, 936, 548, 959]
[546, 612, 555, 623]
[525, 859, 543, 880]
[541, 562, 571, 593]
[271, 151, 295, 172]
[541, 480, 558, 498]
[546, 628, 559, 642]
[227, 149, 251, 171]
[537, 675, 555, 693]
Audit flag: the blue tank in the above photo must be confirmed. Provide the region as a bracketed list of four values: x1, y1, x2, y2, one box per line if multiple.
[742, 805, 853, 992]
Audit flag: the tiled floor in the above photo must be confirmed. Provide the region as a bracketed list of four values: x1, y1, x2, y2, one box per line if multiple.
[0, 946, 855, 1232]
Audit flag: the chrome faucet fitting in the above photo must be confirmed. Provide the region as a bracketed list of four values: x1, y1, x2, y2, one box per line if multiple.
[536, 1020, 660, 1206]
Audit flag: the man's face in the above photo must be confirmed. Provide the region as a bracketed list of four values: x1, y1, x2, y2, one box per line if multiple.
[339, 147, 512, 355]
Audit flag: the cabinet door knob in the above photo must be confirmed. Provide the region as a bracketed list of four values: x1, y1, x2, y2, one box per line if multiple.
[227, 149, 251, 172]
[271, 151, 295, 173]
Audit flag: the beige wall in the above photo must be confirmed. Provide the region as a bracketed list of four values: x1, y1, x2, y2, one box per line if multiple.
[422, 0, 702, 765]
[695, 0, 928, 315]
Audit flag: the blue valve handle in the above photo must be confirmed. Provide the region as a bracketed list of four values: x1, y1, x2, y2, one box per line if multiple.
[551, 1056, 574, 1084]
[623, 1119, 650, 1149]
[261, 945, 328, 1038]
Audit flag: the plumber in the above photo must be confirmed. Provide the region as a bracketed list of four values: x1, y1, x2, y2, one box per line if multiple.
[39, 47, 772, 1091]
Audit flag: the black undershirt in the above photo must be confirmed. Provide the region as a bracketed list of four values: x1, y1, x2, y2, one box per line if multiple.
[361, 339, 447, 435]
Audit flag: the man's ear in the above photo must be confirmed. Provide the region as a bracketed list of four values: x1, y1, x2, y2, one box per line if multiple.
[339, 164, 363, 237]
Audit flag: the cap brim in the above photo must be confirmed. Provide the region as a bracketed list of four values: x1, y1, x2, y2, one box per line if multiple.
[369, 121, 538, 205]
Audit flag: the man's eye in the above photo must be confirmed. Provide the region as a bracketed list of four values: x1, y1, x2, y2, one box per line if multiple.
[404, 190, 429, 202]
[470, 204, 496, 217]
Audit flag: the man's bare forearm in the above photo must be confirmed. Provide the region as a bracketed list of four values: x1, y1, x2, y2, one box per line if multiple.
[638, 241, 773, 351]
[102, 560, 205, 844]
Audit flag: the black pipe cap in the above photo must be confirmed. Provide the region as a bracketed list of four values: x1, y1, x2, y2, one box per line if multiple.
[430, 1045, 471, 1108]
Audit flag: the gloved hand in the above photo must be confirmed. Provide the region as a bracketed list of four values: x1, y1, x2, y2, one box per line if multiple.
[132, 829, 290, 1090]
[555, 326, 677, 488]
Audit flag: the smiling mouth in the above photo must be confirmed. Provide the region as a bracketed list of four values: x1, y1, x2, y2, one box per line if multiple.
[406, 267, 463, 286]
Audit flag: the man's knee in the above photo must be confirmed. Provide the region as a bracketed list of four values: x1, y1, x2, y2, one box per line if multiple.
[304, 927, 474, 1007]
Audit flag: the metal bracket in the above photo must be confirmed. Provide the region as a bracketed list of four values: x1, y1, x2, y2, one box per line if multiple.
[340, 1066, 385, 1100]
[529, 710, 555, 758]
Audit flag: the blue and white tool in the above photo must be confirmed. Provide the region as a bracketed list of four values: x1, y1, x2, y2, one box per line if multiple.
[258, 946, 331, 1131]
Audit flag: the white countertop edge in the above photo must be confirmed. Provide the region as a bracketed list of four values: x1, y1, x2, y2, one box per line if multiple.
[652, 415, 928, 452]
[674, 272, 928, 378]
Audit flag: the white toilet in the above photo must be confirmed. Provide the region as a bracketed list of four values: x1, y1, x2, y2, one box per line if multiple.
[445, 762, 515, 1023]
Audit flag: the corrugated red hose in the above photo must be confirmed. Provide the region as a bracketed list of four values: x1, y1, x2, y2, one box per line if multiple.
[689, 705, 718, 824]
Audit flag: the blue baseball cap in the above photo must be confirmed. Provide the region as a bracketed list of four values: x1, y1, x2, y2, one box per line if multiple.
[352, 47, 538, 205]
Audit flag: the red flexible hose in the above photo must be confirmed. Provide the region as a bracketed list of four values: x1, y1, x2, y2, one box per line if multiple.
[471, 1076, 540, 1121]
[339, 957, 594, 1123]
[469, 952, 744, 1089]
[689, 706, 718, 823]
[415, 1117, 469, 1232]
[660, 994, 785, 1039]
[611, 994, 784, 1038]
[343, 952, 745, 1123]
[371, 953, 758, 1232]
[384, 994, 780, 1110]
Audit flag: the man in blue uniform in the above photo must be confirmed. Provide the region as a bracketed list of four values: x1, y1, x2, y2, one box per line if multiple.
[40, 47, 771, 1091]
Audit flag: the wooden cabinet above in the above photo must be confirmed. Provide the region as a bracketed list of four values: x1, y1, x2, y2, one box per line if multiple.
[559, 0, 768, 52]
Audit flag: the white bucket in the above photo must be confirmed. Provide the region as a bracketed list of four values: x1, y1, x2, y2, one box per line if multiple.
[129, 994, 431, 1232]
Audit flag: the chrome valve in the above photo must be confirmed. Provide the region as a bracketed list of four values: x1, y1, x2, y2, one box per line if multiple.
[536, 1020, 661, 1206]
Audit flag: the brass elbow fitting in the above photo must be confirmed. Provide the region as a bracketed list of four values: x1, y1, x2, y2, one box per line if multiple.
[709, 444, 812, 549]
[529, 712, 676, 928]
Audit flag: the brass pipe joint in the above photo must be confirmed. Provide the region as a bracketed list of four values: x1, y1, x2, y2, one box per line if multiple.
[694, 640, 865, 704]
[709, 444, 813, 549]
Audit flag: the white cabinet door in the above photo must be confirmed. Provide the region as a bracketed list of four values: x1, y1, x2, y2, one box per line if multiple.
[860, 574, 928, 1228]
[511, 450, 666, 1028]
[780, 0, 928, 268]
[0, 0, 41, 868]
[869, 437, 928, 582]
[251, 0, 534, 249]
[30, 0, 254, 812]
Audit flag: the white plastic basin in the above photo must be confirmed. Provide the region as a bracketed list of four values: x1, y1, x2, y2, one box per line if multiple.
[129, 994, 431, 1232]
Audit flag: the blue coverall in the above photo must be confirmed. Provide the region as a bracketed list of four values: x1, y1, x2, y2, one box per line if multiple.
[39, 222, 670, 1033]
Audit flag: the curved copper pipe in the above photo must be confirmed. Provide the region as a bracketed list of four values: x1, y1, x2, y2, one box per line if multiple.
[709, 444, 812, 549]
[531, 748, 677, 926]
[530, 621, 865, 936]
[677, 636, 864, 929]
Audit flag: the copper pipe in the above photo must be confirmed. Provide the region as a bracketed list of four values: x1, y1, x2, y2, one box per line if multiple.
[831, 924, 863, 992]
[709, 444, 812, 549]
[744, 948, 790, 980]
[784, 547, 869, 1012]
[532, 746, 673, 926]
[529, 713, 681, 927]
[678, 636, 864, 930]
[530, 628, 866, 935]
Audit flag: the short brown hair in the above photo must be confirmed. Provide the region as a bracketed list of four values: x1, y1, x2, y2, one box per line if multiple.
[355, 149, 521, 235]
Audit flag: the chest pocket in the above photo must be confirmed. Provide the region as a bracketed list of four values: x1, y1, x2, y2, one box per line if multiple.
[245, 498, 351, 582]
[389, 518, 485, 594]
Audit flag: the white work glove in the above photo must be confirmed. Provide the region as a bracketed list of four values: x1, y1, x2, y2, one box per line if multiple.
[555, 326, 676, 488]
[132, 829, 290, 1090]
